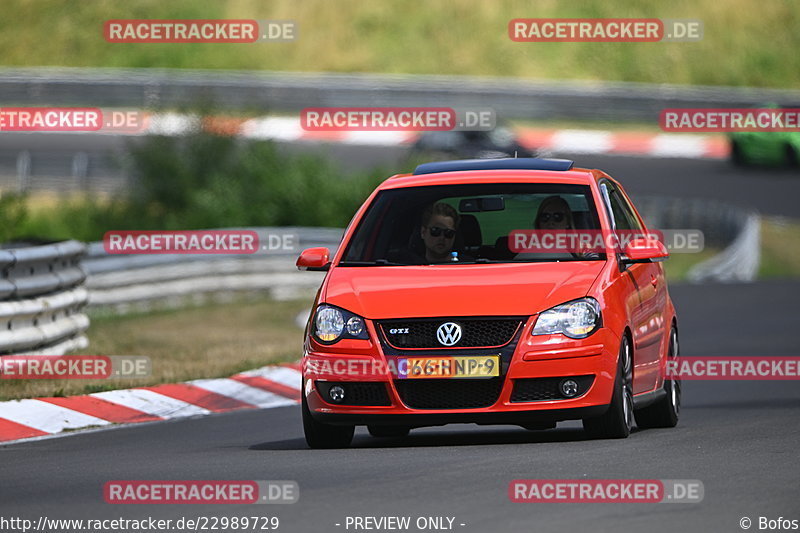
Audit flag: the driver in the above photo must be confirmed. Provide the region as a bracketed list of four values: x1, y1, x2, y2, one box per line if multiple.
[420, 202, 460, 262]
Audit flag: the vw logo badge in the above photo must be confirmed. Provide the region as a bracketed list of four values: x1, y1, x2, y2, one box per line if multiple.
[436, 322, 462, 346]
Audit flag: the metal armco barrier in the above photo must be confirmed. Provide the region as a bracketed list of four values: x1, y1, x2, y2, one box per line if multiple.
[687, 212, 760, 282]
[0, 240, 89, 355]
[634, 196, 760, 282]
[3, 67, 800, 121]
[83, 228, 340, 313]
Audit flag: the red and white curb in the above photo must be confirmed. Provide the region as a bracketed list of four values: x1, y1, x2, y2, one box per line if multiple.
[515, 127, 729, 160]
[0, 363, 301, 445]
[94, 113, 730, 160]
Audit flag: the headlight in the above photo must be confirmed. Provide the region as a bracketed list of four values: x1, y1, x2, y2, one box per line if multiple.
[532, 298, 602, 339]
[315, 306, 344, 341]
[313, 305, 369, 344]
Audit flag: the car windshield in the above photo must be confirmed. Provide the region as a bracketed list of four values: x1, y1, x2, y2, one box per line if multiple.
[340, 183, 605, 265]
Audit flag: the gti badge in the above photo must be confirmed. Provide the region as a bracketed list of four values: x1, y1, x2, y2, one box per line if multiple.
[436, 322, 462, 346]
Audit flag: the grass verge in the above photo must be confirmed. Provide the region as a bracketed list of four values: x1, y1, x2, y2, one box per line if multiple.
[0, 297, 309, 401]
[759, 217, 800, 278]
[0, 0, 796, 88]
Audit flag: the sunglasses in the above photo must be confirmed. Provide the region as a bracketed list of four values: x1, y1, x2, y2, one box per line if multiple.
[427, 226, 456, 238]
[539, 212, 566, 223]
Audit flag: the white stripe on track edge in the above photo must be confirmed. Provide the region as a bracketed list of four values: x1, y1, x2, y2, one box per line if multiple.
[188, 378, 296, 408]
[650, 134, 709, 158]
[550, 130, 614, 154]
[91, 389, 210, 419]
[236, 366, 302, 390]
[0, 399, 111, 434]
[341, 131, 415, 145]
[241, 117, 303, 141]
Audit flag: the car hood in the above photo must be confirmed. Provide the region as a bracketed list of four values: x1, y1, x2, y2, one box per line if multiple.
[322, 261, 605, 319]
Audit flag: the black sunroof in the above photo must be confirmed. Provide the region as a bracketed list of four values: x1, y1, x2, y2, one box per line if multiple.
[413, 158, 575, 175]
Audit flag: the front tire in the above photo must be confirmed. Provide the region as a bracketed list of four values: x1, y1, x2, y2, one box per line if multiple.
[583, 336, 633, 439]
[635, 327, 681, 429]
[302, 393, 354, 449]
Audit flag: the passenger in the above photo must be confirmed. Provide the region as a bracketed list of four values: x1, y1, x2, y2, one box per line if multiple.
[534, 195, 575, 230]
[534, 195, 599, 259]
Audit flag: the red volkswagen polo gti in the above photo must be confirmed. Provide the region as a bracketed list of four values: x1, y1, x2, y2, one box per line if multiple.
[297, 158, 680, 448]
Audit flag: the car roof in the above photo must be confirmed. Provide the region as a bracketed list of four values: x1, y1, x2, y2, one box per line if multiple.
[379, 158, 601, 190]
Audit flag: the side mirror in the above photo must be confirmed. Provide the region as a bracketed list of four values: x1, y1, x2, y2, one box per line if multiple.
[622, 237, 669, 264]
[296, 247, 331, 271]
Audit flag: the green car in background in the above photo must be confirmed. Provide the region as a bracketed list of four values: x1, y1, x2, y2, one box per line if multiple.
[730, 105, 800, 167]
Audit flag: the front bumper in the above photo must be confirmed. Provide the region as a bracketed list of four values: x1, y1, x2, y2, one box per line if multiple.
[303, 327, 620, 427]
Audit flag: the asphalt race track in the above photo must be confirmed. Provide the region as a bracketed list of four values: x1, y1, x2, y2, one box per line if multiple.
[2, 132, 799, 215]
[2, 145, 799, 532]
[2, 281, 799, 532]
[277, 141, 800, 217]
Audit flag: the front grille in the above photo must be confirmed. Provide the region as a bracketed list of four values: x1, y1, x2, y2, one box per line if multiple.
[510, 375, 595, 403]
[379, 318, 523, 349]
[394, 378, 503, 409]
[316, 381, 391, 406]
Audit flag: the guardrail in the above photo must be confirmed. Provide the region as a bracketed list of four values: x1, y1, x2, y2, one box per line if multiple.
[3, 67, 800, 121]
[83, 228, 341, 313]
[687, 212, 760, 282]
[634, 196, 760, 282]
[0, 240, 89, 355]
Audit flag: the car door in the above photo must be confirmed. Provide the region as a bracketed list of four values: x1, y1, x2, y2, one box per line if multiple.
[600, 181, 664, 394]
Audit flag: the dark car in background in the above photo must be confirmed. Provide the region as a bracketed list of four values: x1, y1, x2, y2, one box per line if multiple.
[411, 125, 537, 160]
